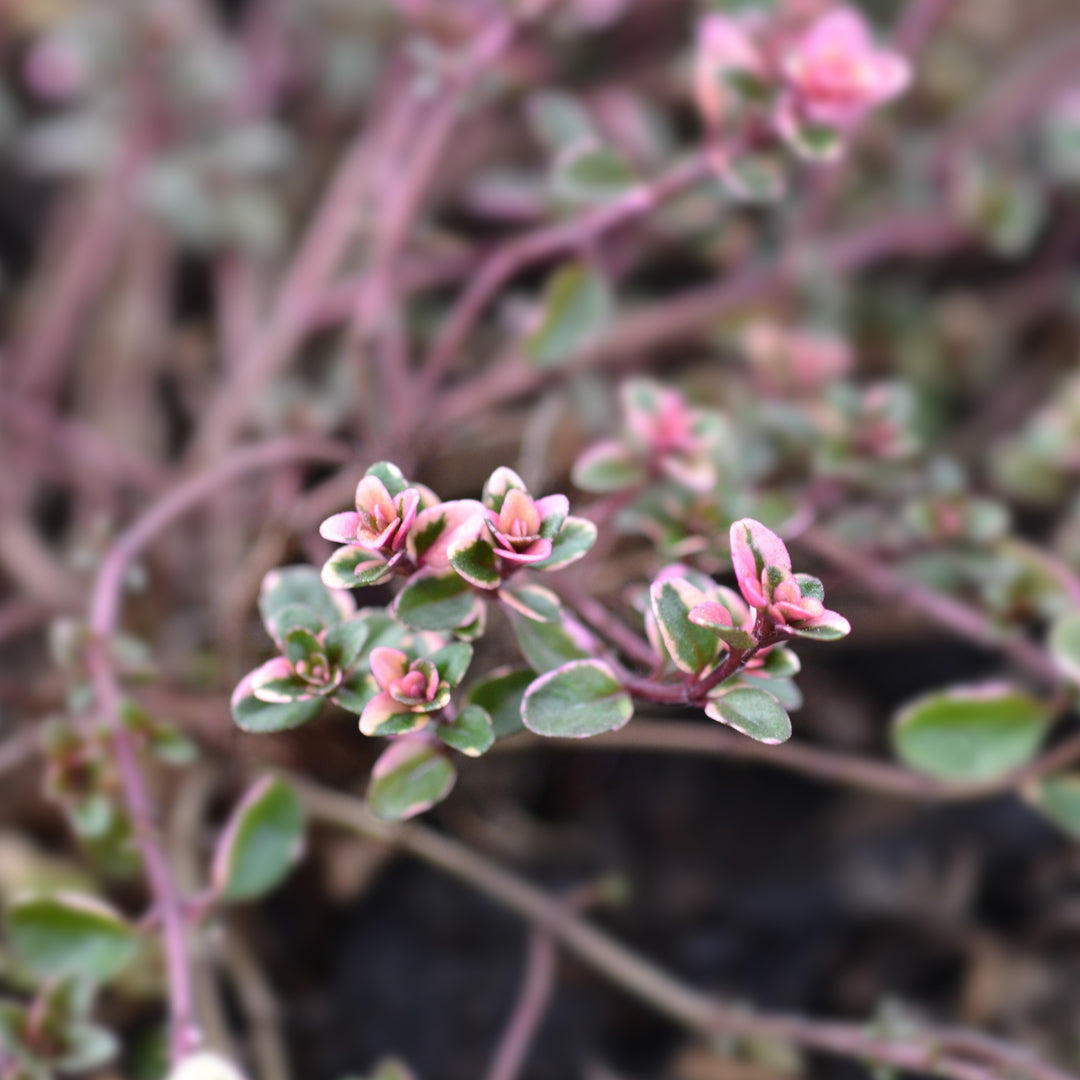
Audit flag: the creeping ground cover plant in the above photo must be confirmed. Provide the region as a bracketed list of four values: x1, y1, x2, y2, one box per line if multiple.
[7, 1, 1080, 1079]
[233, 461, 849, 815]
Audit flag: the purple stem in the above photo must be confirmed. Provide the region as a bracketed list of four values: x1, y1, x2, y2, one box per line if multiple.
[797, 526, 1061, 686]
[413, 153, 711, 414]
[86, 437, 351, 1063]
[484, 927, 557, 1080]
[434, 210, 966, 432]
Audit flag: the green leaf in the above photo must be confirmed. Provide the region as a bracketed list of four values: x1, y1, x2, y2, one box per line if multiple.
[429, 641, 473, 688]
[231, 682, 323, 733]
[790, 121, 840, 161]
[143, 724, 198, 767]
[284, 627, 326, 668]
[368, 739, 456, 821]
[527, 90, 596, 151]
[120, 701, 199, 766]
[325, 617, 372, 671]
[1026, 773, 1080, 839]
[321, 546, 392, 589]
[393, 570, 479, 630]
[705, 687, 791, 744]
[366, 709, 431, 738]
[7, 894, 138, 983]
[58, 1022, 119, 1073]
[437, 705, 495, 757]
[1049, 612, 1080, 685]
[757, 648, 801, 679]
[352, 610, 418, 659]
[365, 460, 408, 497]
[453, 603, 487, 642]
[508, 610, 589, 674]
[531, 516, 597, 571]
[326, 669, 378, 712]
[892, 684, 1051, 781]
[526, 262, 613, 368]
[571, 441, 644, 493]
[784, 614, 850, 642]
[448, 533, 500, 589]
[554, 142, 636, 203]
[465, 667, 534, 739]
[725, 150, 786, 204]
[751, 675, 803, 711]
[1023, 773, 1080, 838]
[260, 566, 349, 636]
[213, 777, 305, 902]
[522, 660, 633, 738]
[261, 603, 326, 648]
[499, 584, 561, 623]
[687, 602, 757, 650]
[650, 579, 720, 676]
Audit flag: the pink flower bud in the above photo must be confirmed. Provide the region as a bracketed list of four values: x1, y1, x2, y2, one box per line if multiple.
[389, 660, 440, 706]
[780, 8, 910, 130]
[369, 647, 411, 693]
[729, 519, 792, 610]
[767, 576, 826, 626]
[361, 650, 448, 735]
[743, 322, 852, 395]
[319, 479, 420, 557]
[484, 488, 555, 564]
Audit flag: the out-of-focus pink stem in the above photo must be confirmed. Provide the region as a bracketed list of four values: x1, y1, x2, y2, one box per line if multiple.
[189, 127, 384, 459]
[893, 0, 955, 56]
[484, 927, 557, 1080]
[797, 526, 1061, 685]
[0, 390, 168, 494]
[415, 154, 711, 411]
[435, 210, 966, 432]
[11, 131, 152, 401]
[87, 437, 351, 1063]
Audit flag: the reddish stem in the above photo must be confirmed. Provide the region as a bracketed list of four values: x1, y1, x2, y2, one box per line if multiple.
[413, 153, 711, 419]
[86, 437, 350, 1063]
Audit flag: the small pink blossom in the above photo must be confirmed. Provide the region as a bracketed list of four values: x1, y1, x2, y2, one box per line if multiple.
[743, 322, 853, 395]
[480, 475, 568, 566]
[729, 518, 849, 636]
[486, 487, 554, 564]
[622, 380, 719, 492]
[779, 8, 910, 132]
[360, 647, 450, 736]
[767, 576, 826, 626]
[244, 644, 342, 706]
[320, 476, 420, 562]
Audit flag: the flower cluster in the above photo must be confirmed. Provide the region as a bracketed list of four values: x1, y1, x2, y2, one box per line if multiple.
[730, 518, 850, 638]
[230, 570, 374, 732]
[643, 515, 850, 747]
[360, 645, 462, 736]
[445, 467, 597, 588]
[573, 379, 728, 494]
[319, 462, 595, 594]
[234, 462, 852, 819]
[742, 322, 853, 396]
[695, 4, 911, 162]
